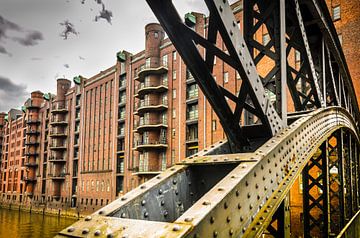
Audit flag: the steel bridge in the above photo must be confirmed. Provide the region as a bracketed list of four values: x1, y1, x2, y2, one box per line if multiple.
[57, 0, 360, 237]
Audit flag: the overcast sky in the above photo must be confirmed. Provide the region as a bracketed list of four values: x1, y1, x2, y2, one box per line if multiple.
[0, 0, 239, 112]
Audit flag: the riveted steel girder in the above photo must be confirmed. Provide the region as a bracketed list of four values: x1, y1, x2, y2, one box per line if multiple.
[56, 107, 359, 238]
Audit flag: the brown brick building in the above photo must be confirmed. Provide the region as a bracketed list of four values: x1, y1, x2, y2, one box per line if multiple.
[0, 1, 358, 227]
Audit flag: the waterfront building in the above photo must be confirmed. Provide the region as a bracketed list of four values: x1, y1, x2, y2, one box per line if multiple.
[0, 0, 358, 220]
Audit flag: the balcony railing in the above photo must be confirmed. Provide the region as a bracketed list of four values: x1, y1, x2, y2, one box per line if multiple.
[26, 118, 41, 124]
[49, 143, 67, 150]
[116, 161, 124, 174]
[135, 99, 168, 112]
[50, 173, 66, 180]
[49, 157, 67, 163]
[119, 81, 126, 90]
[134, 138, 167, 149]
[51, 102, 68, 113]
[186, 90, 199, 101]
[136, 60, 169, 79]
[136, 80, 168, 95]
[186, 111, 199, 121]
[49, 129, 67, 137]
[134, 119, 168, 131]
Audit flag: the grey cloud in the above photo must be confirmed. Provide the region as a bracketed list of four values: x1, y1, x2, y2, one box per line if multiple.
[12, 30, 44, 46]
[64, 64, 70, 68]
[0, 76, 28, 112]
[79, 56, 85, 60]
[0, 15, 44, 54]
[30, 57, 42, 61]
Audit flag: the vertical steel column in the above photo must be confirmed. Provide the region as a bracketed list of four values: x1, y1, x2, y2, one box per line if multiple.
[302, 142, 329, 237]
[338, 129, 346, 228]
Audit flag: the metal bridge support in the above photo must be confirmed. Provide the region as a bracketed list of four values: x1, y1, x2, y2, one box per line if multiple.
[302, 142, 329, 237]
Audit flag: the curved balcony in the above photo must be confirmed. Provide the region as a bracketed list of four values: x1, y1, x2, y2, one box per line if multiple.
[48, 157, 67, 163]
[135, 62, 168, 81]
[24, 177, 37, 183]
[135, 81, 168, 97]
[51, 104, 68, 114]
[26, 130, 40, 135]
[49, 143, 67, 150]
[134, 119, 167, 133]
[27, 102, 40, 110]
[134, 140, 168, 151]
[25, 141, 40, 146]
[49, 129, 67, 138]
[25, 152, 39, 157]
[50, 173, 66, 180]
[25, 162, 38, 167]
[50, 119, 68, 126]
[26, 119, 40, 125]
[135, 99, 168, 115]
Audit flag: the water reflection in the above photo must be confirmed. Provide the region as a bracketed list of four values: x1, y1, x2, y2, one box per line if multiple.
[0, 208, 76, 238]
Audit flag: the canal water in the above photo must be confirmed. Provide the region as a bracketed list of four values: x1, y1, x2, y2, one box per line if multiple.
[0, 208, 76, 238]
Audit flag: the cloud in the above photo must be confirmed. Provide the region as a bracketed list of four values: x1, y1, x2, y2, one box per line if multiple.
[64, 63, 70, 68]
[0, 15, 44, 54]
[0, 76, 28, 112]
[79, 56, 85, 60]
[30, 57, 42, 61]
[12, 30, 44, 46]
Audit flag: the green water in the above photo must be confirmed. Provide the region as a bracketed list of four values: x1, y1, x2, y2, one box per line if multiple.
[0, 208, 76, 238]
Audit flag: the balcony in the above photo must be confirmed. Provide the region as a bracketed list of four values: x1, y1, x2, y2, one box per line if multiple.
[186, 136, 199, 144]
[186, 70, 195, 84]
[49, 143, 67, 150]
[27, 102, 40, 110]
[51, 104, 68, 114]
[118, 98, 126, 107]
[49, 129, 67, 138]
[24, 177, 37, 183]
[134, 119, 167, 132]
[26, 119, 40, 125]
[186, 91, 199, 104]
[25, 162, 38, 167]
[119, 81, 126, 91]
[118, 113, 126, 122]
[49, 157, 67, 163]
[186, 111, 199, 124]
[25, 141, 40, 146]
[50, 118, 68, 126]
[135, 81, 168, 97]
[135, 99, 168, 115]
[25, 152, 39, 157]
[26, 130, 40, 135]
[50, 173, 66, 180]
[134, 139, 167, 151]
[132, 167, 161, 176]
[135, 61, 168, 81]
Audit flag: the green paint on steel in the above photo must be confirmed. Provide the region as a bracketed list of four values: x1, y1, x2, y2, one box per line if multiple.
[21, 106, 27, 112]
[185, 12, 196, 26]
[73, 76, 81, 85]
[44, 93, 51, 101]
[117, 51, 126, 62]
[4, 115, 8, 122]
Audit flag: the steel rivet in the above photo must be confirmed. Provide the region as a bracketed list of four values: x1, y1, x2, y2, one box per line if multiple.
[144, 212, 149, 218]
[121, 197, 127, 201]
[85, 216, 92, 221]
[213, 231, 218, 237]
[173, 225, 181, 231]
[99, 210, 104, 215]
[227, 216, 231, 223]
[67, 227, 75, 232]
[94, 230, 101, 236]
[185, 217, 193, 222]
[203, 200, 211, 205]
[210, 216, 215, 223]
[141, 200, 146, 206]
[82, 228, 90, 234]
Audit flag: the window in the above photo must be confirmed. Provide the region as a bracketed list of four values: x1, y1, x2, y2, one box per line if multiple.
[172, 51, 177, 61]
[262, 33, 270, 45]
[332, 5, 341, 21]
[237, 21, 241, 29]
[172, 89, 176, 99]
[212, 120, 217, 131]
[161, 152, 166, 171]
[172, 70, 177, 80]
[172, 108, 176, 118]
[224, 72, 229, 83]
[145, 58, 151, 67]
[154, 32, 159, 38]
[214, 56, 217, 65]
[171, 149, 175, 164]
[172, 129, 176, 138]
